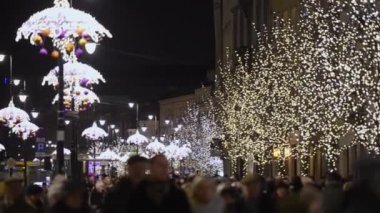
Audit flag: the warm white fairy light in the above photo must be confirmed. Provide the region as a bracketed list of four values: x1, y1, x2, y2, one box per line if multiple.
[16, 0, 112, 62]
[42, 62, 105, 87]
[126, 130, 148, 146]
[81, 122, 108, 141]
[0, 99, 30, 128]
[52, 85, 100, 111]
[12, 120, 39, 140]
[164, 142, 180, 161]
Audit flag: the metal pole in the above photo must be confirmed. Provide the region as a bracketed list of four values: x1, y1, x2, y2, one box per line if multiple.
[69, 85, 79, 182]
[9, 55, 13, 98]
[23, 142, 27, 185]
[56, 57, 65, 175]
[136, 104, 139, 127]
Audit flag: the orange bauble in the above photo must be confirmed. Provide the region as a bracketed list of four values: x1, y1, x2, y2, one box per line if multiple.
[51, 50, 60, 59]
[65, 43, 75, 52]
[78, 38, 87, 46]
[76, 27, 85, 36]
[40, 29, 51, 37]
[33, 35, 43, 44]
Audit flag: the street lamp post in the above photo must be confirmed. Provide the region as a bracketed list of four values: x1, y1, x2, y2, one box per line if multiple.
[128, 102, 139, 127]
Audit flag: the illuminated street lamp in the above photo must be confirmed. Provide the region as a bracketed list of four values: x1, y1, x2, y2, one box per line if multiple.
[13, 79, 21, 86]
[64, 120, 71, 125]
[110, 124, 115, 129]
[0, 54, 5, 62]
[31, 109, 39, 119]
[99, 119, 106, 126]
[85, 43, 97, 54]
[165, 120, 170, 125]
[141, 126, 148, 132]
[18, 90, 28, 103]
[115, 128, 120, 134]
[148, 115, 154, 120]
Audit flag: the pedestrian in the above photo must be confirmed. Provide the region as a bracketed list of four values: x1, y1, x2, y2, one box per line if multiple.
[129, 154, 191, 213]
[103, 155, 148, 213]
[190, 177, 224, 213]
[0, 178, 25, 213]
[322, 172, 344, 213]
[220, 186, 245, 213]
[241, 175, 275, 213]
[48, 181, 91, 213]
[1, 183, 45, 213]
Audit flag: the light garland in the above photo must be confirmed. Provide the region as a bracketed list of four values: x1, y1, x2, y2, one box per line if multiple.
[81, 122, 108, 141]
[42, 62, 105, 87]
[145, 139, 166, 157]
[52, 85, 100, 112]
[0, 99, 30, 128]
[98, 148, 120, 161]
[126, 130, 148, 146]
[12, 120, 39, 140]
[16, 0, 112, 61]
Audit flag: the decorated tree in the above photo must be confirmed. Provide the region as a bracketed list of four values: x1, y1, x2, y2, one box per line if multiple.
[177, 102, 221, 174]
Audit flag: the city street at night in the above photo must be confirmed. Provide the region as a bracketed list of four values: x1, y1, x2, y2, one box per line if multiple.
[0, 0, 380, 212]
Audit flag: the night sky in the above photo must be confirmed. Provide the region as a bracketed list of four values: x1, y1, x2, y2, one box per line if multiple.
[0, 0, 215, 106]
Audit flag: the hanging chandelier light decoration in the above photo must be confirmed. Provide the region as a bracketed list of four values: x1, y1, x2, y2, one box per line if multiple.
[176, 144, 192, 160]
[16, 0, 112, 62]
[12, 120, 39, 140]
[98, 148, 120, 161]
[81, 122, 108, 141]
[145, 139, 166, 156]
[52, 86, 100, 112]
[0, 99, 30, 128]
[126, 130, 149, 146]
[164, 143, 180, 161]
[42, 62, 106, 87]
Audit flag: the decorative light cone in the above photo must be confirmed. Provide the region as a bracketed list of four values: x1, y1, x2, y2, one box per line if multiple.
[0, 99, 30, 128]
[16, 0, 112, 62]
[146, 139, 165, 156]
[42, 62, 106, 87]
[81, 122, 108, 141]
[52, 85, 100, 111]
[98, 148, 120, 160]
[12, 120, 39, 140]
[164, 143, 180, 161]
[52, 148, 71, 156]
[126, 130, 148, 146]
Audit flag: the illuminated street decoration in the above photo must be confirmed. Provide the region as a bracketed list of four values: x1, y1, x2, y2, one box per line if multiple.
[177, 102, 221, 174]
[145, 139, 165, 156]
[16, 0, 112, 61]
[81, 122, 108, 141]
[42, 62, 105, 87]
[126, 130, 148, 146]
[12, 120, 39, 140]
[176, 144, 191, 160]
[164, 143, 180, 161]
[52, 86, 100, 111]
[0, 144, 5, 152]
[0, 99, 30, 128]
[98, 148, 120, 160]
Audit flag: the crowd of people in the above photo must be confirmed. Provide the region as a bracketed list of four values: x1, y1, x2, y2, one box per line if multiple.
[0, 154, 379, 213]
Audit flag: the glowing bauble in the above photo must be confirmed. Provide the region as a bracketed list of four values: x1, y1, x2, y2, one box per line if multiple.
[75, 48, 83, 57]
[65, 43, 74, 52]
[39, 48, 48, 56]
[78, 38, 87, 46]
[51, 50, 59, 59]
[76, 27, 85, 36]
[33, 35, 42, 44]
[40, 28, 51, 37]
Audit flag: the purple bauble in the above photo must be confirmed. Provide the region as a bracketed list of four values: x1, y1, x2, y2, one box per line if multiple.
[80, 79, 89, 86]
[58, 30, 66, 39]
[75, 48, 84, 57]
[39, 48, 48, 56]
